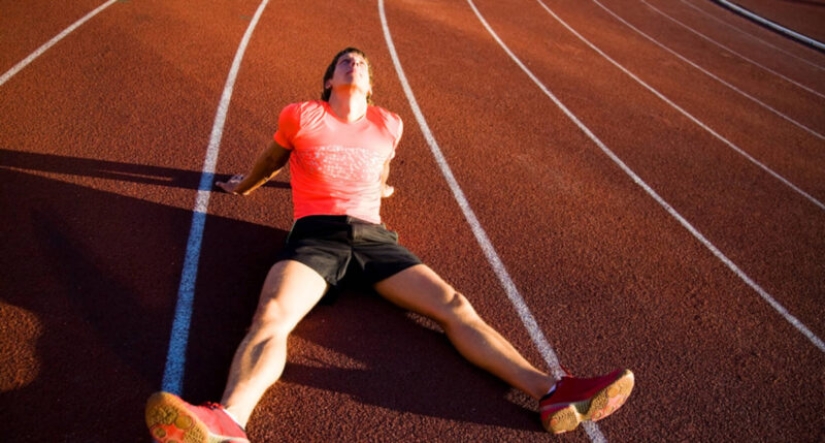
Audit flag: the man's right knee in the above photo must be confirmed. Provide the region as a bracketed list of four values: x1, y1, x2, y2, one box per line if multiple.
[250, 299, 302, 338]
[249, 260, 328, 336]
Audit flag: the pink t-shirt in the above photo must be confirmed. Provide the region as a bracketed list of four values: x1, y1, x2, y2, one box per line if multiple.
[273, 100, 403, 224]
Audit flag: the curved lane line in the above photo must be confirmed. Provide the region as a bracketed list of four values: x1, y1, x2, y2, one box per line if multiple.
[641, 0, 825, 99]
[377, 1, 607, 441]
[536, 0, 825, 211]
[161, 0, 271, 395]
[465, 0, 825, 356]
[376, 0, 565, 379]
[0, 0, 119, 87]
[593, 0, 823, 140]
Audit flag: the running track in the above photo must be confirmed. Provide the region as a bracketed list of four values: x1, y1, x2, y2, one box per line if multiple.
[1, 0, 823, 441]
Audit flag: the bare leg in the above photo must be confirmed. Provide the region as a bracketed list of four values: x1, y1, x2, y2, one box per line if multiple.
[220, 260, 328, 426]
[373, 264, 554, 400]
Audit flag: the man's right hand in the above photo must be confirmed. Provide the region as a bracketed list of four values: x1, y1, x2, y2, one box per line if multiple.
[216, 174, 246, 195]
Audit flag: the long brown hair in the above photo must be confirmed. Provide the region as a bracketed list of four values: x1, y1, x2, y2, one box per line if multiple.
[321, 47, 374, 105]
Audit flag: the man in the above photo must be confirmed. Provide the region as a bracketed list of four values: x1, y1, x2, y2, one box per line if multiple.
[145, 48, 634, 442]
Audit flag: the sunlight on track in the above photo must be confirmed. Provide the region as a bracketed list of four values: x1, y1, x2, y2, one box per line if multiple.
[0, 303, 42, 392]
[161, 0, 271, 395]
[592, 0, 824, 140]
[376, 0, 612, 441]
[376, 0, 566, 380]
[534, 0, 825, 211]
[0, 0, 119, 87]
[464, 0, 825, 356]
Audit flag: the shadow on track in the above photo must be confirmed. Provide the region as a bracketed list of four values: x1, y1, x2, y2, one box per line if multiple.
[0, 148, 289, 191]
[282, 288, 543, 433]
[0, 148, 284, 442]
[0, 149, 543, 441]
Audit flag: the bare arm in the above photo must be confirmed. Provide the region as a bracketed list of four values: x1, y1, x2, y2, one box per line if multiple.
[380, 159, 394, 198]
[216, 141, 291, 196]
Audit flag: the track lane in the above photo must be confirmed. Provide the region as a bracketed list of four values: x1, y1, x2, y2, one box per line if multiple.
[639, 0, 825, 95]
[540, 0, 825, 196]
[593, 0, 825, 140]
[196, 1, 558, 441]
[206, 0, 824, 435]
[680, 0, 825, 71]
[466, 0, 825, 333]
[1, 0, 823, 442]
[726, 0, 825, 43]
[1, 0, 265, 441]
[0, 0, 110, 74]
[386, 0, 816, 435]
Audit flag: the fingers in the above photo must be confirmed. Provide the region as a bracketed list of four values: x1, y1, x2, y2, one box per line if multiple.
[216, 174, 245, 194]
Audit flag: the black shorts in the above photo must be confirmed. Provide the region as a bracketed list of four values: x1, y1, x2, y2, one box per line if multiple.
[276, 215, 422, 287]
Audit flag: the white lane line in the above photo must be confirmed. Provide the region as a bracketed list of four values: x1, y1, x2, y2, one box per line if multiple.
[0, 0, 119, 87]
[679, 0, 825, 71]
[535, 0, 825, 211]
[593, 0, 824, 140]
[465, 0, 825, 359]
[376, 0, 567, 386]
[161, 0, 270, 395]
[712, 0, 825, 52]
[377, 0, 591, 439]
[641, 0, 825, 100]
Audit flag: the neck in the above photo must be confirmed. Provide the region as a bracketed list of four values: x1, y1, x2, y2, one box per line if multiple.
[328, 91, 368, 123]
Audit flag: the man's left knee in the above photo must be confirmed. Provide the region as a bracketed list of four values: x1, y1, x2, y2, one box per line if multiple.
[442, 292, 480, 323]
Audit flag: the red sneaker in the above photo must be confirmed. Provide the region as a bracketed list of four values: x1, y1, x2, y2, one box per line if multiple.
[145, 392, 249, 443]
[539, 369, 634, 434]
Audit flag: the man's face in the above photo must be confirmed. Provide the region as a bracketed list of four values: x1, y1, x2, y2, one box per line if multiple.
[326, 52, 372, 97]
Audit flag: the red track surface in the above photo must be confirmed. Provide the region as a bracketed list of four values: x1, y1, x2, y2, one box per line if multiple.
[1, 0, 823, 441]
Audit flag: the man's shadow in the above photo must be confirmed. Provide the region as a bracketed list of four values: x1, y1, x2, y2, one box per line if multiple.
[185, 275, 543, 437]
[185, 242, 543, 434]
[0, 147, 289, 191]
[0, 148, 287, 442]
[0, 148, 542, 442]
[286, 287, 541, 431]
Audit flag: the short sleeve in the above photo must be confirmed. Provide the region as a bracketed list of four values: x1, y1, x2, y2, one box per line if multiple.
[273, 103, 300, 149]
[388, 112, 403, 159]
[394, 117, 403, 149]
